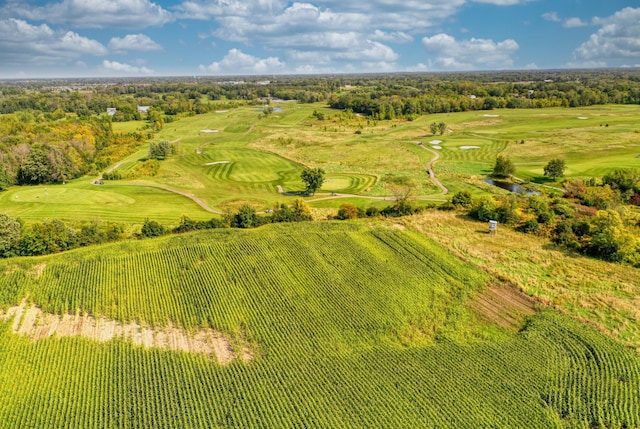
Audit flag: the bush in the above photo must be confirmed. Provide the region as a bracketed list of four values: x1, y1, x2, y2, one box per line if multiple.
[451, 191, 472, 207]
[140, 219, 166, 238]
[519, 219, 539, 234]
[469, 197, 497, 222]
[336, 203, 359, 220]
[365, 207, 380, 217]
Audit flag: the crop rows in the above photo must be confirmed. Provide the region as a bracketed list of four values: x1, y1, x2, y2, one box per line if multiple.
[0, 222, 638, 427]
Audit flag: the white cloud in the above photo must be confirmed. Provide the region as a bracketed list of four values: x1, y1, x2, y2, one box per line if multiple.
[109, 34, 163, 52]
[0, 18, 106, 66]
[470, 0, 533, 5]
[174, 0, 250, 19]
[199, 48, 285, 74]
[102, 60, 154, 74]
[180, 0, 466, 31]
[422, 33, 519, 70]
[563, 17, 588, 28]
[543, 12, 590, 28]
[542, 12, 560, 22]
[8, 0, 172, 28]
[573, 7, 640, 62]
[370, 30, 413, 43]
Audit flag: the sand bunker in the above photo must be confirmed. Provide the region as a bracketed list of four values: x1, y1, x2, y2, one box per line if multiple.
[460, 146, 480, 150]
[200, 129, 219, 133]
[1, 303, 253, 365]
[483, 114, 500, 117]
[215, 110, 229, 113]
[205, 161, 230, 166]
[432, 146, 442, 150]
[577, 117, 588, 120]
[429, 140, 442, 145]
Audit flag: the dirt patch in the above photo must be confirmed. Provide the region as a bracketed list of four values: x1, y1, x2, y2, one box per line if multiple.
[28, 263, 47, 278]
[1, 304, 252, 364]
[469, 281, 537, 331]
[3, 265, 19, 276]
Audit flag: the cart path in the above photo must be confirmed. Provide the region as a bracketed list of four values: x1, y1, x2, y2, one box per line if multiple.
[278, 142, 449, 202]
[122, 183, 223, 214]
[419, 144, 448, 195]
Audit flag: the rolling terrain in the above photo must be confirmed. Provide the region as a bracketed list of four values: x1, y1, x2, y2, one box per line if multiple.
[0, 221, 638, 428]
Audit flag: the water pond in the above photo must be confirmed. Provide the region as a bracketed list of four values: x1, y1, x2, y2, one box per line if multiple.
[484, 179, 540, 195]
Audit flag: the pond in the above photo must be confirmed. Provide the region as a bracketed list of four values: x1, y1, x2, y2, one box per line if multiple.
[484, 179, 540, 195]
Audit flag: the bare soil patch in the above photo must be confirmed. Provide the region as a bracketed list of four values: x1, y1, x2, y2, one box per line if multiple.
[469, 281, 537, 331]
[28, 263, 47, 278]
[0, 304, 252, 364]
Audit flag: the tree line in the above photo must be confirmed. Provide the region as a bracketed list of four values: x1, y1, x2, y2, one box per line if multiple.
[0, 115, 144, 188]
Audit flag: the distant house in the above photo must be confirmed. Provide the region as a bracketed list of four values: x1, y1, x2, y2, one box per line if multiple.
[137, 106, 150, 113]
[106, 108, 117, 116]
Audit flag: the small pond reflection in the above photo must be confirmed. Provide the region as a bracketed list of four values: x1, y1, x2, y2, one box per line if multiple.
[484, 179, 540, 195]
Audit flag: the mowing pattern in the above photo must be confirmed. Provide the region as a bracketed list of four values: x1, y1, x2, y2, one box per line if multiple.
[187, 148, 302, 193]
[322, 173, 378, 193]
[0, 222, 637, 428]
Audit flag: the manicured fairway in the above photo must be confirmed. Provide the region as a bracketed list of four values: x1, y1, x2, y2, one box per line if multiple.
[0, 181, 213, 224]
[3, 104, 640, 221]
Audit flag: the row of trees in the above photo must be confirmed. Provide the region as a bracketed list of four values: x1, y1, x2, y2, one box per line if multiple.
[140, 198, 314, 238]
[3, 69, 640, 120]
[0, 215, 127, 257]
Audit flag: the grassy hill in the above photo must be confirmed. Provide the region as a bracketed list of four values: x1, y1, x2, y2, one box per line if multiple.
[0, 220, 638, 428]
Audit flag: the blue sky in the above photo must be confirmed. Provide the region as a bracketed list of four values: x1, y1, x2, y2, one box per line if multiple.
[0, 0, 638, 78]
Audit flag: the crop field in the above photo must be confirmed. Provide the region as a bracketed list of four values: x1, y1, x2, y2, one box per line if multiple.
[0, 221, 638, 428]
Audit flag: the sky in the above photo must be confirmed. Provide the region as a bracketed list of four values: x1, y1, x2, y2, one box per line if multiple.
[0, 0, 638, 78]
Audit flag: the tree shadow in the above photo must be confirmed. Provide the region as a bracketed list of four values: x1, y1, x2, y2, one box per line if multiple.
[531, 176, 556, 184]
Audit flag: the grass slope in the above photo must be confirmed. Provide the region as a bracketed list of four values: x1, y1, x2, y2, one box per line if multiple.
[0, 221, 638, 428]
[407, 211, 640, 350]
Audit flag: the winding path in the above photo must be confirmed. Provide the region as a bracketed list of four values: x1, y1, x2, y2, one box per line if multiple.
[279, 141, 449, 203]
[420, 144, 449, 195]
[122, 183, 223, 215]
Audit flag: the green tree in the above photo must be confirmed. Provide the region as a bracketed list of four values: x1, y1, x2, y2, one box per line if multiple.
[437, 122, 447, 135]
[291, 198, 313, 221]
[0, 164, 12, 190]
[300, 167, 325, 195]
[0, 214, 21, 257]
[140, 218, 166, 238]
[17, 146, 54, 184]
[492, 155, 515, 178]
[233, 205, 258, 228]
[451, 191, 472, 207]
[429, 122, 438, 135]
[469, 197, 497, 222]
[543, 159, 566, 180]
[148, 140, 173, 159]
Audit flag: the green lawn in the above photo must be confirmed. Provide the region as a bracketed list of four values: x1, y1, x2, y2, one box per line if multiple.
[4, 104, 640, 222]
